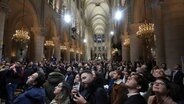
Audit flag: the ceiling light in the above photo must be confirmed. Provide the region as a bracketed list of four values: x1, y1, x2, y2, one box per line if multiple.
[136, 20, 154, 38]
[123, 35, 130, 47]
[115, 10, 122, 20]
[83, 39, 87, 43]
[110, 31, 114, 35]
[64, 14, 71, 23]
[12, 0, 30, 43]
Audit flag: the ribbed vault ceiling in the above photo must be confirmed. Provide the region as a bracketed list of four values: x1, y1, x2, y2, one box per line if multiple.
[85, 0, 110, 35]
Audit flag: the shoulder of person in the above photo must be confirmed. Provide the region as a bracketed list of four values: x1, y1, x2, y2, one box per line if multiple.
[95, 87, 107, 95]
[148, 95, 156, 104]
[163, 96, 177, 104]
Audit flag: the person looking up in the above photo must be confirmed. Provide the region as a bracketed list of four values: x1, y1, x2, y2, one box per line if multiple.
[13, 71, 46, 104]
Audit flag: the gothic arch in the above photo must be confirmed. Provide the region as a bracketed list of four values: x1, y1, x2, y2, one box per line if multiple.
[3, 0, 40, 61]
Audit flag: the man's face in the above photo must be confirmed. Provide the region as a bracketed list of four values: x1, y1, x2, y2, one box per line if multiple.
[112, 71, 119, 80]
[125, 75, 138, 89]
[152, 69, 164, 78]
[81, 73, 94, 88]
[26, 72, 38, 85]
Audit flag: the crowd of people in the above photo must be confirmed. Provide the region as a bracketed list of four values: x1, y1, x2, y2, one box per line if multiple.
[0, 59, 184, 104]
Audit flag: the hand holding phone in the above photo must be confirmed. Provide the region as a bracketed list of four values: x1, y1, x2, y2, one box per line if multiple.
[73, 92, 87, 104]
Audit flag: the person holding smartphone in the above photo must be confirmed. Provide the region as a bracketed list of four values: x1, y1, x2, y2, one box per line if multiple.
[72, 70, 107, 104]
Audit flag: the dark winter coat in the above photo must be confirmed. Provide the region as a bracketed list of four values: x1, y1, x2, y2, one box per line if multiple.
[13, 86, 46, 104]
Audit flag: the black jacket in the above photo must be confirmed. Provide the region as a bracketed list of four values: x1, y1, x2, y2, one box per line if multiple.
[0, 69, 8, 99]
[80, 74, 107, 104]
[124, 94, 147, 104]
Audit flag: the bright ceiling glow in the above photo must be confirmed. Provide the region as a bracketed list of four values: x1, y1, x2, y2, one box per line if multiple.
[115, 10, 122, 20]
[83, 39, 87, 43]
[64, 14, 71, 23]
[110, 31, 114, 35]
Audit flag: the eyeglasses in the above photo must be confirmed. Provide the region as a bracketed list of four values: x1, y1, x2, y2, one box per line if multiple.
[152, 82, 165, 86]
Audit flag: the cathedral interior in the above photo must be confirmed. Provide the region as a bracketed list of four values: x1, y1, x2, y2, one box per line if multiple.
[0, 0, 184, 68]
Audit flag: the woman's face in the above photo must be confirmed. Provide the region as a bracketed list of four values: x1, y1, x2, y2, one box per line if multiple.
[152, 79, 168, 95]
[74, 74, 80, 83]
[53, 82, 62, 95]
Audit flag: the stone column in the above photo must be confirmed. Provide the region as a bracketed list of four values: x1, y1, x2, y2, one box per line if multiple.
[0, 2, 7, 61]
[129, 23, 143, 63]
[64, 41, 70, 62]
[122, 36, 130, 61]
[78, 53, 80, 61]
[85, 35, 91, 61]
[106, 33, 111, 61]
[53, 37, 61, 61]
[122, 46, 130, 61]
[73, 44, 77, 61]
[152, 0, 166, 65]
[31, 27, 45, 62]
[73, 51, 76, 61]
[162, 0, 184, 67]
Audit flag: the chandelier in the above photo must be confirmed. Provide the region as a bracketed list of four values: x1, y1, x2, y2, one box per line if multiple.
[12, 29, 30, 43]
[44, 40, 55, 47]
[60, 45, 67, 50]
[12, 0, 30, 43]
[136, 0, 154, 39]
[123, 34, 130, 47]
[112, 48, 118, 54]
[136, 20, 154, 38]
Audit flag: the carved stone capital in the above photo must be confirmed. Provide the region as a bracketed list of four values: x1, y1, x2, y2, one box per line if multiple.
[31, 27, 46, 36]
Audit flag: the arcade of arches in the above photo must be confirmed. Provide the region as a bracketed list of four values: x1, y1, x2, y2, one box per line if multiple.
[0, 0, 184, 68]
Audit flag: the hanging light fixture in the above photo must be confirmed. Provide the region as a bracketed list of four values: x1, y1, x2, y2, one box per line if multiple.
[12, 0, 30, 43]
[123, 34, 130, 47]
[136, 20, 154, 38]
[44, 40, 55, 47]
[136, 0, 154, 39]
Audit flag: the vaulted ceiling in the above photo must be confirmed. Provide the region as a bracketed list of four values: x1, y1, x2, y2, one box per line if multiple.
[84, 0, 110, 35]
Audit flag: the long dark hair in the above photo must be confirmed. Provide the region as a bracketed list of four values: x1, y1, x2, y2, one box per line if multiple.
[55, 81, 71, 104]
[34, 71, 45, 87]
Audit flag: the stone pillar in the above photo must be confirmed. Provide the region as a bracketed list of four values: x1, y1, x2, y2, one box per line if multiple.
[122, 46, 130, 61]
[0, 2, 7, 61]
[31, 27, 45, 62]
[64, 41, 70, 62]
[53, 37, 61, 61]
[70, 52, 73, 61]
[152, 0, 166, 65]
[75, 53, 78, 61]
[122, 36, 130, 61]
[83, 43, 88, 61]
[107, 34, 111, 61]
[129, 23, 143, 63]
[85, 36, 91, 61]
[73, 52, 76, 61]
[78, 53, 80, 61]
[162, 0, 184, 67]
